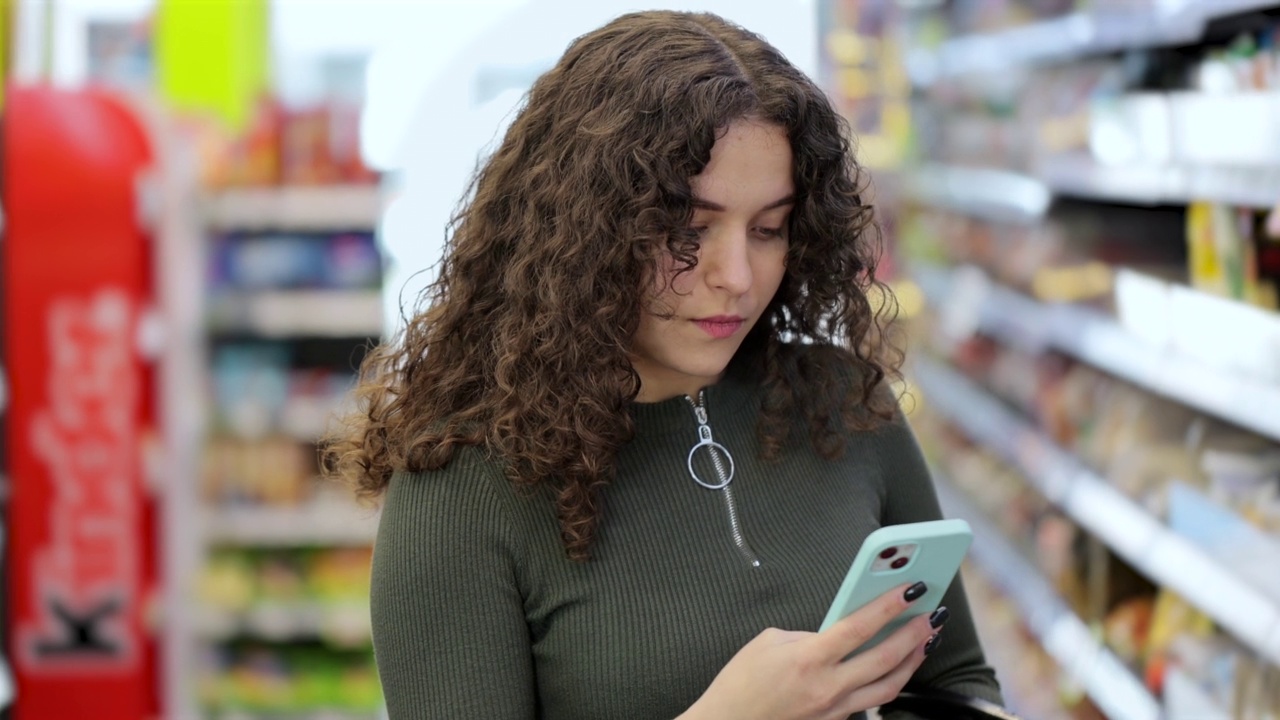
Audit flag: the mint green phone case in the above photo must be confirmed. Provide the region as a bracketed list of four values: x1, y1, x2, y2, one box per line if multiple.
[819, 519, 972, 654]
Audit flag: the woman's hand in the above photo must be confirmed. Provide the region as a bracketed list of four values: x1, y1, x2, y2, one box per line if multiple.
[679, 582, 946, 720]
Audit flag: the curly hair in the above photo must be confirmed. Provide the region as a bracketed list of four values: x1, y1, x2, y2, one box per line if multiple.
[323, 10, 902, 560]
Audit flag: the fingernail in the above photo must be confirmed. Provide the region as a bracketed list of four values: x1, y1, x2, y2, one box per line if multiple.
[929, 606, 950, 629]
[903, 582, 927, 602]
[924, 633, 942, 656]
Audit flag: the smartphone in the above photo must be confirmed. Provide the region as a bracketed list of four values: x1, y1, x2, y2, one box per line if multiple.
[819, 519, 972, 654]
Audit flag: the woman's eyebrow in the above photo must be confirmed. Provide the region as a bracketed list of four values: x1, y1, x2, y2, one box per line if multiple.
[692, 194, 797, 212]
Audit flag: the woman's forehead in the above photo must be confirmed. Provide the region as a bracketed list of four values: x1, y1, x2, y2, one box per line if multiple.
[689, 122, 794, 210]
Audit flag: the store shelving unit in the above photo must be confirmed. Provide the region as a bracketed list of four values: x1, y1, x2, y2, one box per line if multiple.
[208, 711, 379, 720]
[206, 185, 383, 232]
[906, 0, 1279, 85]
[913, 263, 1280, 443]
[820, 0, 1280, 714]
[1040, 154, 1280, 210]
[203, 501, 379, 547]
[907, 165, 1051, 224]
[910, 157, 1280, 214]
[207, 289, 384, 339]
[932, 471, 1163, 720]
[195, 184, 385, 720]
[914, 355, 1280, 667]
[193, 601, 371, 645]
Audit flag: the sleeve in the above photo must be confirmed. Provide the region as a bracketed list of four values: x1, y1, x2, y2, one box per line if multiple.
[370, 456, 537, 719]
[872, 412, 1006, 718]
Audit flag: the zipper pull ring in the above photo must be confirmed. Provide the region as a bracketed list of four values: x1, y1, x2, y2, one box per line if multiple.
[688, 441, 735, 490]
[687, 395, 734, 490]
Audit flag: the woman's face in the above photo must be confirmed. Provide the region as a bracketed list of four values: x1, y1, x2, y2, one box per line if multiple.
[632, 119, 793, 402]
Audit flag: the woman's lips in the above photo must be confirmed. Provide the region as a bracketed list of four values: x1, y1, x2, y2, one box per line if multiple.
[693, 316, 744, 339]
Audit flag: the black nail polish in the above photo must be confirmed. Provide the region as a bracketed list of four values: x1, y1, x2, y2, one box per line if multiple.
[903, 581, 927, 602]
[929, 606, 950, 629]
[924, 633, 942, 656]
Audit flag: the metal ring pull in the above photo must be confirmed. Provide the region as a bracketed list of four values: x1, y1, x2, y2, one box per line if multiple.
[687, 440, 735, 490]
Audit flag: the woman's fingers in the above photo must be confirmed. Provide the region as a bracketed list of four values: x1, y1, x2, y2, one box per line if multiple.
[836, 627, 936, 714]
[814, 583, 921, 664]
[836, 611, 938, 687]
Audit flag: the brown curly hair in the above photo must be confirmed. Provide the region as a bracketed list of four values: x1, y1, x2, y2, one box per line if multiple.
[323, 10, 902, 560]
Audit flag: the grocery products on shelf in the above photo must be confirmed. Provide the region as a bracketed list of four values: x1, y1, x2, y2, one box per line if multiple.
[823, 1, 1280, 717]
[187, 186, 385, 719]
[197, 546, 373, 646]
[189, 57, 377, 190]
[926, 446, 1139, 720]
[918, 311, 1280, 571]
[903, 0, 1280, 86]
[901, 8, 1280, 209]
[208, 344, 361, 442]
[913, 260, 1280, 441]
[817, 0, 913, 172]
[908, 355, 1280, 717]
[204, 226, 384, 340]
[1186, 201, 1280, 308]
[211, 231, 382, 292]
[198, 642, 380, 719]
[962, 568, 1103, 720]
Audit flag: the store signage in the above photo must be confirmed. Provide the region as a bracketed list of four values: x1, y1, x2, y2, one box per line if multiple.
[20, 289, 141, 670]
[2, 85, 159, 720]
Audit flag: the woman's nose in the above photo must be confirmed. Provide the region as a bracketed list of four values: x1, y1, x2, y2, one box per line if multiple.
[700, 229, 753, 295]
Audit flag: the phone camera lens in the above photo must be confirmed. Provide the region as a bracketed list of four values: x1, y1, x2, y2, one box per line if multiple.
[891, 557, 909, 569]
[879, 547, 898, 560]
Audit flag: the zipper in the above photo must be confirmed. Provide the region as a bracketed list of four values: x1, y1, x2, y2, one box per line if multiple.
[685, 391, 761, 568]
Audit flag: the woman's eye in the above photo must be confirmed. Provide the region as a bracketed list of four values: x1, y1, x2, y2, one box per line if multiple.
[755, 226, 785, 239]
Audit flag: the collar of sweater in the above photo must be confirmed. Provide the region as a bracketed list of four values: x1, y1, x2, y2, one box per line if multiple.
[628, 347, 762, 437]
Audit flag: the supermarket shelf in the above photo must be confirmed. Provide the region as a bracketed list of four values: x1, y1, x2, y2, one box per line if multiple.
[208, 290, 384, 339]
[1037, 155, 1181, 207]
[908, 12, 1096, 84]
[907, 165, 1051, 224]
[1164, 666, 1234, 719]
[1040, 153, 1280, 209]
[210, 711, 379, 720]
[913, 355, 1280, 666]
[206, 185, 382, 231]
[277, 415, 345, 445]
[907, 1, 1279, 85]
[913, 157, 1280, 213]
[932, 471, 1161, 720]
[196, 603, 371, 645]
[1211, 0, 1280, 18]
[205, 503, 379, 547]
[914, 263, 1280, 442]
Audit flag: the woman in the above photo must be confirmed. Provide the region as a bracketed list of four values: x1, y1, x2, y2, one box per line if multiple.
[326, 10, 1002, 719]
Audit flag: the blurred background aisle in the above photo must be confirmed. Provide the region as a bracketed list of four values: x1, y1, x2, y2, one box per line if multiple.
[0, 1, 1277, 719]
[841, 2, 1280, 718]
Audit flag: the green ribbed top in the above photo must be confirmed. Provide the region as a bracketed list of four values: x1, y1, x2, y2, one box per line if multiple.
[370, 353, 1002, 719]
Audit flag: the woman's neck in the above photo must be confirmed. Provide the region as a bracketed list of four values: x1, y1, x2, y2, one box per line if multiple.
[634, 372, 725, 403]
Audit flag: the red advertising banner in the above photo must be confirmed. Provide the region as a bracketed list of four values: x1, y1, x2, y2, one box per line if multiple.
[2, 85, 160, 719]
